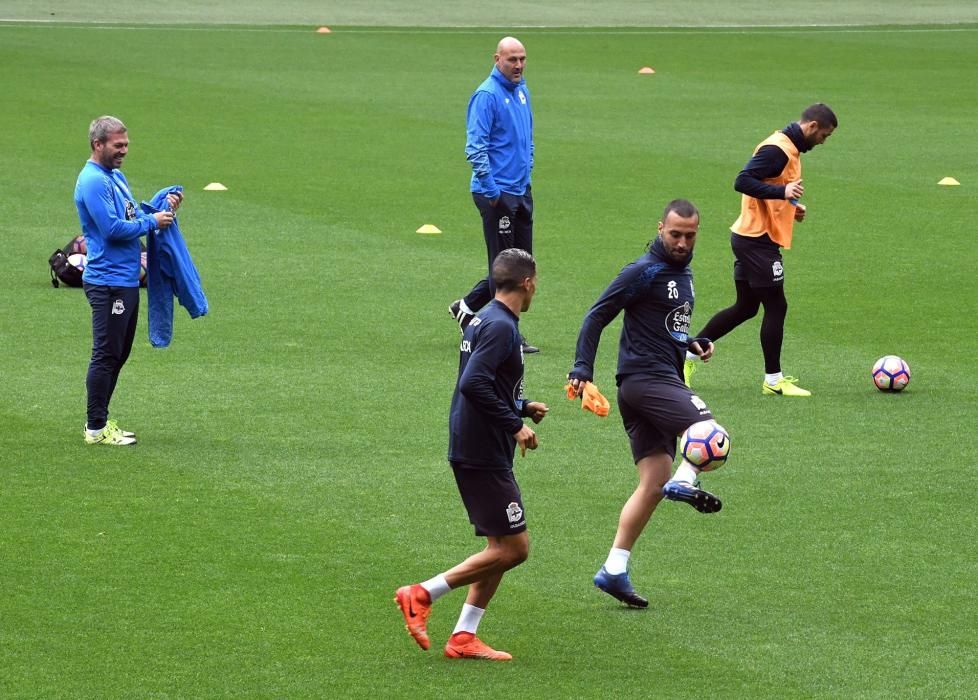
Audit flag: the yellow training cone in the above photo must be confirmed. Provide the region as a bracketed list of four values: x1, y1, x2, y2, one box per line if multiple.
[203, 182, 228, 191]
[638, 66, 656, 74]
[938, 177, 960, 186]
[416, 224, 442, 234]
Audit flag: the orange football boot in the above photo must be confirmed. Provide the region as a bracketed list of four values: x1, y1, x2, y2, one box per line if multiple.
[444, 632, 512, 661]
[395, 584, 432, 650]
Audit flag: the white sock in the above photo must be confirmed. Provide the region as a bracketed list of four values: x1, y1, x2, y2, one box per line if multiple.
[670, 460, 699, 485]
[765, 371, 784, 386]
[452, 603, 485, 635]
[459, 299, 475, 315]
[685, 351, 698, 362]
[604, 547, 630, 575]
[86, 425, 102, 436]
[420, 574, 451, 602]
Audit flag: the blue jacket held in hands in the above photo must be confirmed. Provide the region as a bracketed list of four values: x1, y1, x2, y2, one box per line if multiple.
[141, 186, 208, 348]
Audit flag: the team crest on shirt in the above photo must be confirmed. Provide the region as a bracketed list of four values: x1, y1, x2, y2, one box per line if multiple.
[124, 200, 136, 220]
[665, 301, 692, 342]
[772, 261, 784, 280]
[506, 502, 524, 524]
[518, 90, 527, 105]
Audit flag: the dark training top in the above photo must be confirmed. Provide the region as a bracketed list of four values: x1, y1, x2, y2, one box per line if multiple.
[733, 122, 810, 200]
[448, 299, 532, 470]
[570, 237, 697, 384]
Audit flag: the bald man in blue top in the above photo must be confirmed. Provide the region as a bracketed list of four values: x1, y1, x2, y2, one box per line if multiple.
[450, 37, 538, 354]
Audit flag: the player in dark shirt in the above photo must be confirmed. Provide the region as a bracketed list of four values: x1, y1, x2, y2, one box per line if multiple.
[568, 199, 726, 608]
[396, 248, 547, 661]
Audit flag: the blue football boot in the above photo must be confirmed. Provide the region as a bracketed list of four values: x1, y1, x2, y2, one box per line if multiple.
[662, 481, 722, 513]
[593, 566, 648, 608]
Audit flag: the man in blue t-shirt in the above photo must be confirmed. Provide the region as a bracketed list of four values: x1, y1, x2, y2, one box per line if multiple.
[397, 249, 548, 661]
[567, 199, 727, 609]
[74, 116, 181, 446]
[449, 37, 539, 354]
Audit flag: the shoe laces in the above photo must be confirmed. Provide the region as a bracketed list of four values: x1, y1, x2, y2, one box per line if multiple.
[781, 376, 800, 384]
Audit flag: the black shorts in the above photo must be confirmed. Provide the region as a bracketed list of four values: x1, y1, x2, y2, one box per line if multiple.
[617, 373, 714, 463]
[731, 232, 784, 288]
[451, 462, 527, 537]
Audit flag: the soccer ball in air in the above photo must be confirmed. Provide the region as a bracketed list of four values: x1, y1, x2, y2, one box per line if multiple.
[680, 420, 730, 472]
[872, 355, 911, 392]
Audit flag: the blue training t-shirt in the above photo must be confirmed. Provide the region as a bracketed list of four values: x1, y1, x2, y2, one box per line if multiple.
[74, 160, 157, 287]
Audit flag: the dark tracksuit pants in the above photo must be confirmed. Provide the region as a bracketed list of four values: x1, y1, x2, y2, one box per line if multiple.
[462, 187, 533, 312]
[84, 284, 140, 430]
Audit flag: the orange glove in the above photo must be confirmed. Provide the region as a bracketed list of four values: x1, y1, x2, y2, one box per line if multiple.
[564, 381, 610, 417]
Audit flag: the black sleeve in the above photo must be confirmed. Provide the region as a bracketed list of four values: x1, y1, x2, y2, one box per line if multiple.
[569, 262, 645, 381]
[733, 145, 790, 200]
[458, 321, 524, 434]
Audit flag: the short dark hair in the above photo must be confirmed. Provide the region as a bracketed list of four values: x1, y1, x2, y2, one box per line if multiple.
[801, 103, 837, 128]
[491, 248, 536, 292]
[661, 198, 699, 223]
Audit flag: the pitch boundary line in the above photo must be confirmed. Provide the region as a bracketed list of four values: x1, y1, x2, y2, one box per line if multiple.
[1, 20, 977, 35]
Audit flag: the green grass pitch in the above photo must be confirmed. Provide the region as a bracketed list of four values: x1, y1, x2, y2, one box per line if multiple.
[1, 2, 977, 697]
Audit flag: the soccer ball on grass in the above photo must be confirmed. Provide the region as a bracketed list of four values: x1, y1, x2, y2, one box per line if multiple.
[872, 355, 911, 392]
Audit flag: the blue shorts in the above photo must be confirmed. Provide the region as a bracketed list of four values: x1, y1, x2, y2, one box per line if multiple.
[617, 373, 713, 463]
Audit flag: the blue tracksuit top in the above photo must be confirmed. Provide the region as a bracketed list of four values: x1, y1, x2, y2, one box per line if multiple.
[74, 160, 158, 286]
[141, 187, 208, 348]
[570, 238, 697, 384]
[465, 66, 534, 199]
[448, 300, 533, 470]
